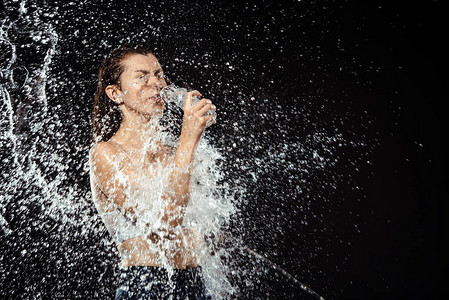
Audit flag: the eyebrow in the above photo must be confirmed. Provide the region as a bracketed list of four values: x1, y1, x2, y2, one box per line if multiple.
[133, 68, 163, 74]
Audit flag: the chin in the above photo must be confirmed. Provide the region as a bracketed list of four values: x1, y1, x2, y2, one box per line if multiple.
[154, 101, 165, 111]
[151, 104, 165, 117]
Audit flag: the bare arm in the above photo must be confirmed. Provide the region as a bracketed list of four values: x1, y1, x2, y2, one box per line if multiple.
[90, 142, 139, 219]
[160, 90, 216, 228]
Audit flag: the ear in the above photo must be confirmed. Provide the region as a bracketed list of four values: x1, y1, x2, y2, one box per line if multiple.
[105, 85, 123, 105]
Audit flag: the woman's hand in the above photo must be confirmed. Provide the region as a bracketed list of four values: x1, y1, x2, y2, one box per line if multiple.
[164, 90, 216, 228]
[180, 90, 216, 146]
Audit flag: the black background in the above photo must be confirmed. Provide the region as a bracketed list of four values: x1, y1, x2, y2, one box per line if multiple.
[1, 0, 446, 299]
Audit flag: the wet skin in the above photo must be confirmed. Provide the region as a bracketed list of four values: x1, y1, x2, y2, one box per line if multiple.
[91, 53, 216, 268]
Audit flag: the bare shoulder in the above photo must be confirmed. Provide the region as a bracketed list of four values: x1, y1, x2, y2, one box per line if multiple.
[90, 141, 117, 157]
[89, 141, 122, 169]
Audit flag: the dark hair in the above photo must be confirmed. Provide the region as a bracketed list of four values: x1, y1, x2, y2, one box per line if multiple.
[92, 44, 154, 142]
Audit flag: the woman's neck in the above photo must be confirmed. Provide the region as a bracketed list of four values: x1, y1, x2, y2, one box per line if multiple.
[112, 109, 162, 151]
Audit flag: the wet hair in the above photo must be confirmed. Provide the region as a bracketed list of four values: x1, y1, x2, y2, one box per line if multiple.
[92, 44, 154, 142]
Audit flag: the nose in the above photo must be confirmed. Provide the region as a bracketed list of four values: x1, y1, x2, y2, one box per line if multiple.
[144, 74, 165, 90]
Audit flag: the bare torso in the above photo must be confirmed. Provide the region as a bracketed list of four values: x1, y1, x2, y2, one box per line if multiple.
[92, 139, 204, 269]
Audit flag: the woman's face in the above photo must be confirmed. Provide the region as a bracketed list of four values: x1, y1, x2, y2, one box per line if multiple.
[116, 53, 167, 116]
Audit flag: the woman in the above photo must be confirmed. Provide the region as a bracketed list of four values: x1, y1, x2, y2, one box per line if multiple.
[90, 44, 216, 299]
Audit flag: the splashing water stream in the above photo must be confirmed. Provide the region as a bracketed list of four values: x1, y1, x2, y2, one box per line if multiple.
[1, 1, 373, 299]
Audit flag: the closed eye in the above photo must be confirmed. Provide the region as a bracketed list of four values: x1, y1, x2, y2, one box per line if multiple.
[154, 70, 165, 79]
[135, 69, 164, 80]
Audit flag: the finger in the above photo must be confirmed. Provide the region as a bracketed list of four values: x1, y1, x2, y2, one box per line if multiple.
[185, 90, 202, 108]
[193, 98, 212, 111]
[198, 103, 215, 116]
[205, 115, 216, 125]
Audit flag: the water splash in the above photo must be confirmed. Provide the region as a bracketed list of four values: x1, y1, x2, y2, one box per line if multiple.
[1, 1, 374, 299]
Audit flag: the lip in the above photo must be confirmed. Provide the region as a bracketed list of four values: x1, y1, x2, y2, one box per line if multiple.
[149, 94, 163, 104]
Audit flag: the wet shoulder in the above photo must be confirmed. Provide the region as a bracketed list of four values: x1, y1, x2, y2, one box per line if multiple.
[90, 141, 126, 171]
[90, 141, 118, 160]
